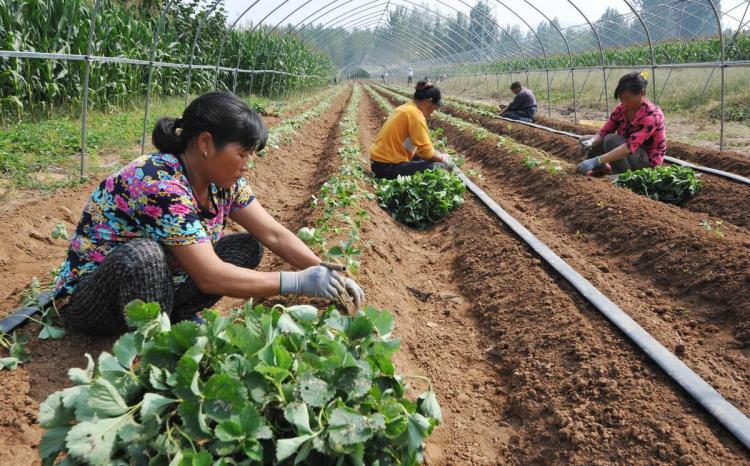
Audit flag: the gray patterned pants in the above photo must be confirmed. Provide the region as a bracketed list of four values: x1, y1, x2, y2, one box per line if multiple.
[59, 233, 263, 336]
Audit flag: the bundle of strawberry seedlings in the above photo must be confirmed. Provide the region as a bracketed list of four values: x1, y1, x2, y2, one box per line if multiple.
[39, 301, 441, 465]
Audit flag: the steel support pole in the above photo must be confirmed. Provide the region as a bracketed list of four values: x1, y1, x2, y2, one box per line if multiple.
[80, 0, 101, 179]
[141, 0, 173, 155]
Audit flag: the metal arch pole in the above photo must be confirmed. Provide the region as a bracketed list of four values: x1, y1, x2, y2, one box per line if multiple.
[185, 0, 223, 107]
[357, 0, 390, 72]
[706, 0, 726, 152]
[622, 1, 657, 104]
[522, 0, 578, 123]
[489, 0, 552, 116]
[80, 0, 102, 179]
[567, 0, 609, 117]
[213, 0, 262, 89]
[298, 1, 387, 41]
[141, 0, 174, 155]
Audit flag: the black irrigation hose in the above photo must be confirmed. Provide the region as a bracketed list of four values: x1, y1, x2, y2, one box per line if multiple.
[453, 167, 750, 450]
[0, 291, 52, 334]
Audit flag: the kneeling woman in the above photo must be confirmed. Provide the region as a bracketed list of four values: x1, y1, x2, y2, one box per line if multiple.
[577, 72, 667, 175]
[54, 92, 364, 336]
[370, 81, 453, 179]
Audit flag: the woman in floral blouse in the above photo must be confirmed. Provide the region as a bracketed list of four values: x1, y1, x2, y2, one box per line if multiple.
[576, 72, 667, 175]
[54, 91, 364, 336]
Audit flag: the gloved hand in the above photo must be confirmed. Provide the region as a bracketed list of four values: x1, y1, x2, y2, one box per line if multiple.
[343, 278, 365, 311]
[576, 156, 601, 174]
[280, 265, 346, 302]
[579, 138, 594, 150]
[441, 153, 455, 169]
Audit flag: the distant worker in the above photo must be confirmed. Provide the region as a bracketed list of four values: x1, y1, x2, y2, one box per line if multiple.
[370, 81, 454, 179]
[53, 92, 364, 336]
[500, 81, 537, 122]
[381, 72, 385, 83]
[576, 71, 666, 175]
[407, 67, 414, 84]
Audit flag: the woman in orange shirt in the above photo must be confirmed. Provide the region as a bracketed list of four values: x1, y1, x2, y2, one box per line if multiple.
[370, 81, 453, 179]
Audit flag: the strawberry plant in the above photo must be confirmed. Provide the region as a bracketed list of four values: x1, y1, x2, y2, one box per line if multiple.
[39, 300, 442, 465]
[376, 168, 466, 229]
[0, 330, 30, 370]
[614, 165, 703, 205]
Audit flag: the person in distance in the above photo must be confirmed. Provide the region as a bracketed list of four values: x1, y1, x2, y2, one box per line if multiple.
[369, 81, 454, 179]
[500, 81, 537, 122]
[53, 91, 364, 336]
[577, 71, 666, 176]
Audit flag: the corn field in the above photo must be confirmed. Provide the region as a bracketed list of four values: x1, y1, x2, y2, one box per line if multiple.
[0, 0, 334, 121]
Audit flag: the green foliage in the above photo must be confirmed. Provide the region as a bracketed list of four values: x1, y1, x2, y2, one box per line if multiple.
[376, 168, 466, 229]
[614, 165, 703, 204]
[39, 300, 441, 465]
[0, 330, 30, 370]
[0, 0, 334, 122]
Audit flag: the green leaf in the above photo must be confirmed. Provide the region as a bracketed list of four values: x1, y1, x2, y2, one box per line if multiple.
[328, 407, 374, 446]
[346, 316, 374, 340]
[417, 390, 443, 423]
[284, 402, 312, 434]
[124, 300, 161, 328]
[406, 413, 432, 452]
[335, 367, 372, 400]
[286, 305, 319, 322]
[0, 357, 18, 370]
[214, 420, 243, 442]
[297, 373, 333, 408]
[276, 435, 313, 462]
[113, 333, 137, 369]
[39, 391, 74, 428]
[88, 378, 129, 417]
[39, 323, 66, 340]
[225, 323, 264, 356]
[365, 307, 395, 337]
[67, 354, 95, 385]
[65, 416, 124, 464]
[39, 426, 69, 466]
[204, 373, 248, 422]
[277, 312, 305, 336]
[140, 393, 176, 422]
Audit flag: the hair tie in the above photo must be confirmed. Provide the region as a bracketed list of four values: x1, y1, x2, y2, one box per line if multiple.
[640, 70, 649, 79]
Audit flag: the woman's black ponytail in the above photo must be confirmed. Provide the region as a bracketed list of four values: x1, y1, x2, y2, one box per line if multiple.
[413, 80, 442, 105]
[152, 91, 268, 155]
[614, 71, 648, 99]
[152, 117, 186, 155]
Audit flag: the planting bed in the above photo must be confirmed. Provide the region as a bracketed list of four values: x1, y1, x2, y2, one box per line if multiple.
[378, 85, 750, 230]
[0, 83, 748, 465]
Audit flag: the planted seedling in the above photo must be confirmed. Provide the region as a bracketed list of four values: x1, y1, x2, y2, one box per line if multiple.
[699, 219, 724, 238]
[0, 330, 30, 370]
[51, 222, 69, 241]
[523, 155, 542, 169]
[614, 165, 703, 205]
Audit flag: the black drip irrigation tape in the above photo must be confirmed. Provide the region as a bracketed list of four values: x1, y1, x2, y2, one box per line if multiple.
[0, 291, 52, 334]
[453, 167, 750, 450]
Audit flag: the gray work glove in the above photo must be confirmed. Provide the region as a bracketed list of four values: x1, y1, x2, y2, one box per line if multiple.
[579, 138, 594, 150]
[343, 278, 365, 311]
[280, 266, 346, 302]
[576, 156, 601, 174]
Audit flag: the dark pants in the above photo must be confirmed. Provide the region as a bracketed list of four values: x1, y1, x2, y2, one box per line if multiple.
[589, 133, 651, 174]
[407, 76, 413, 84]
[503, 110, 533, 123]
[59, 233, 263, 336]
[371, 159, 441, 180]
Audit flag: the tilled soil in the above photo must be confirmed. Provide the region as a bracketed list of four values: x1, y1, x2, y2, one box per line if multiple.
[1, 83, 748, 465]
[359, 88, 749, 463]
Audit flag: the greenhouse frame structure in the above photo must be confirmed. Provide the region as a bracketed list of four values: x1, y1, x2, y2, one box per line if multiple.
[1, 0, 748, 177]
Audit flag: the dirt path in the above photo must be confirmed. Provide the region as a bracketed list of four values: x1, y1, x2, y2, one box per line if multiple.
[358, 88, 748, 464]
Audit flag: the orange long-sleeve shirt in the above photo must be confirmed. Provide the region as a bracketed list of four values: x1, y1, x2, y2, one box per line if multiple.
[370, 101, 435, 164]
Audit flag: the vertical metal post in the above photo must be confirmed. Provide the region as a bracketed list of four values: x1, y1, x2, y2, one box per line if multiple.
[567, 0, 609, 117]
[80, 0, 101, 179]
[141, 0, 173, 155]
[623, 1, 657, 104]
[706, 0, 725, 151]
[185, 0, 222, 108]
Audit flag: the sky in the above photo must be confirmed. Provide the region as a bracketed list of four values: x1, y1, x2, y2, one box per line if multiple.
[222, 0, 623, 31]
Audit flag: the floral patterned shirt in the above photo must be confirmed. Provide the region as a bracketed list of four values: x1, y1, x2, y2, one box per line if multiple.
[54, 152, 255, 298]
[597, 99, 667, 166]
